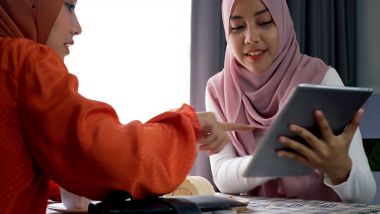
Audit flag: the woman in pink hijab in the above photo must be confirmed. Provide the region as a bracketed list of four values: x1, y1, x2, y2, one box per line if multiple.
[206, 0, 376, 203]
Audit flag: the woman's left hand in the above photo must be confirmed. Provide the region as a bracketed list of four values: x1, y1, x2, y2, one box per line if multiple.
[277, 109, 364, 185]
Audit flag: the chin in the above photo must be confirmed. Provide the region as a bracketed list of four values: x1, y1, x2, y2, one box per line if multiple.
[60, 52, 67, 60]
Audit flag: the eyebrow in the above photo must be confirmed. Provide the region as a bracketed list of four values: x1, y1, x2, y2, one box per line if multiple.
[65, 0, 77, 5]
[255, 8, 270, 16]
[230, 8, 270, 20]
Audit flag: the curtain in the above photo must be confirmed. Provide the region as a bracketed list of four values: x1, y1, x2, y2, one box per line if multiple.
[189, 0, 357, 185]
[286, 0, 356, 86]
[189, 0, 225, 185]
[190, 0, 225, 111]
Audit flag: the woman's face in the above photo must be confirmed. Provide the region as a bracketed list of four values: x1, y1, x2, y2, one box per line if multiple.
[45, 0, 82, 59]
[228, 0, 279, 74]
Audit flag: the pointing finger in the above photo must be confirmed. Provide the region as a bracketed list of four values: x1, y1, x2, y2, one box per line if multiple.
[220, 122, 255, 131]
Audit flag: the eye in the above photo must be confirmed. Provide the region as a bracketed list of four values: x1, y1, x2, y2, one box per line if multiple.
[258, 20, 274, 26]
[231, 25, 244, 32]
[64, 2, 75, 12]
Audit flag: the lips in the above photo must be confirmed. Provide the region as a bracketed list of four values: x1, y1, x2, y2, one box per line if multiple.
[245, 49, 266, 61]
[64, 41, 74, 47]
[64, 41, 74, 55]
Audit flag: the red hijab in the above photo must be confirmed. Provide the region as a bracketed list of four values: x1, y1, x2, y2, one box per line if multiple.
[0, 0, 63, 44]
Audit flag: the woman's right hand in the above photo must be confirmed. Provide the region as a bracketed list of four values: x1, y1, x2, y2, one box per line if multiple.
[277, 109, 363, 185]
[196, 112, 255, 155]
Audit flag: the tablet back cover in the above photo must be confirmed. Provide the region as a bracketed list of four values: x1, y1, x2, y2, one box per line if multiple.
[243, 84, 372, 177]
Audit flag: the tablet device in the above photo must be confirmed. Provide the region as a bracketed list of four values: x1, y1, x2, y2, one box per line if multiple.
[243, 84, 373, 177]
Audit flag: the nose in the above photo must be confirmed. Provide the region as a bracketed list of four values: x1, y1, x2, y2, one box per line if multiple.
[244, 25, 259, 44]
[71, 14, 82, 35]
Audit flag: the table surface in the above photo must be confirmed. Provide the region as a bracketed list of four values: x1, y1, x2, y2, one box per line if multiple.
[239, 196, 380, 214]
[47, 194, 380, 214]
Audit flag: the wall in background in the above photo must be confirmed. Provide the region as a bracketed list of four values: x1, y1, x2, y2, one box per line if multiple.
[356, 1, 380, 205]
[356, 0, 380, 93]
[65, 1, 191, 124]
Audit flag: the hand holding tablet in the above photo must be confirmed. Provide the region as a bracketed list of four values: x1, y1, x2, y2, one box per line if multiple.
[243, 84, 372, 178]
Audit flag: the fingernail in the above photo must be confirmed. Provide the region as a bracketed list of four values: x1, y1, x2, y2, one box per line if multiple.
[315, 110, 323, 117]
[289, 125, 297, 131]
[278, 136, 285, 143]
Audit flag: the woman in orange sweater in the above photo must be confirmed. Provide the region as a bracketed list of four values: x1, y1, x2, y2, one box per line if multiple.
[0, 0, 252, 213]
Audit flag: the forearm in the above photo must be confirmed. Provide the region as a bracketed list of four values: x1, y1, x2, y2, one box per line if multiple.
[326, 161, 376, 204]
[325, 130, 376, 203]
[210, 144, 272, 194]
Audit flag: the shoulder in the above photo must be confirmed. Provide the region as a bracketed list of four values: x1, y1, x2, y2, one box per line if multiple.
[0, 38, 65, 73]
[0, 37, 48, 54]
[0, 38, 69, 87]
[205, 71, 225, 100]
[0, 38, 32, 71]
[321, 67, 344, 87]
[206, 70, 224, 90]
[0, 37, 62, 63]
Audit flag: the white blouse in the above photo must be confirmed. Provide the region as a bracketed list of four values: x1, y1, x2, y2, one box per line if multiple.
[205, 68, 376, 204]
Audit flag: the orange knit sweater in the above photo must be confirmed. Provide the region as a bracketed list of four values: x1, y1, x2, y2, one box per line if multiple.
[0, 38, 198, 214]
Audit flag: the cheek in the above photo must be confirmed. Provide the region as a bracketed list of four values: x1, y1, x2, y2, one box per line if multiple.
[268, 29, 279, 55]
[228, 35, 243, 57]
[45, 32, 64, 59]
[46, 32, 59, 49]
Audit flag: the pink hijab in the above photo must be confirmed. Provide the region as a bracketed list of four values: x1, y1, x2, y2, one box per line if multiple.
[207, 0, 340, 200]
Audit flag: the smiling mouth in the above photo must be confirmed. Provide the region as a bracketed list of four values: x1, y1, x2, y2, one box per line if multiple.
[245, 50, 265, 61]
[246, 50, 264, 56]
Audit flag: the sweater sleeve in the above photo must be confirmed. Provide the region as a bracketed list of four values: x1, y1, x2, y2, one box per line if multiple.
[321, 68, 376, 203]
[205, 88, 273, 193]
[16, 39, 198, 200]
